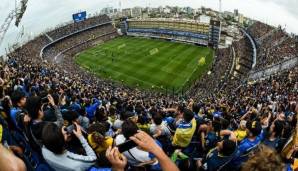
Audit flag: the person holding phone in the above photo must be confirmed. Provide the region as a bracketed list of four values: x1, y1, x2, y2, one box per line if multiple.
[41, 122, 97, 171]
[26, 94, 64, 149]
[114, 120, 158, 167]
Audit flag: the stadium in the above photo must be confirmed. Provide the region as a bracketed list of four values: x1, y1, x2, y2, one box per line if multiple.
[0, 1, 298, 171]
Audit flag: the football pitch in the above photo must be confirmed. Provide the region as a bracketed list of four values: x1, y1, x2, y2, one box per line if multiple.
[75, 36, 214, 92]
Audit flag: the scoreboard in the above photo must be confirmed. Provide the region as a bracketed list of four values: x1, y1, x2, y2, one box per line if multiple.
[73, 11, 87, 23]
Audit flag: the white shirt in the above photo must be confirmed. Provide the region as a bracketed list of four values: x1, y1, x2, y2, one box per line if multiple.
[115, 134, 152, 166]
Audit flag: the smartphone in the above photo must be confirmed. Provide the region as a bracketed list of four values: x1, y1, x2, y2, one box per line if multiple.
[117, 140, 138, 153]
[64, 124, 77, 134]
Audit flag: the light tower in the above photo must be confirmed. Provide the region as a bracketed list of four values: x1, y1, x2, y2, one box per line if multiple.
[219, 0, 222, 13]
[219, 0, 223, 19]
[0, 0, 29, 48]
[118, 0, 122, 12]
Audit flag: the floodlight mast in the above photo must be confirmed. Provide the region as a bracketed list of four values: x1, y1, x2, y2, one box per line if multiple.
[219, 0, 222, 13]
[0, 0, 29, 47]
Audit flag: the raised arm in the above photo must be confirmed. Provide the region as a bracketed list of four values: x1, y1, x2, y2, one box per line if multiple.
[48, 95, 64, 127]
[69, 122, 97, 162]
[130, 131, 179, 171]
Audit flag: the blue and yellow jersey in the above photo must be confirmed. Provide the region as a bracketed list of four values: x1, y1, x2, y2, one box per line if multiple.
[172, 118, 196, 148]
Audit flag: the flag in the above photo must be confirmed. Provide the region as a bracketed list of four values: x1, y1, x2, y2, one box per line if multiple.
[198, 57, 206, 66]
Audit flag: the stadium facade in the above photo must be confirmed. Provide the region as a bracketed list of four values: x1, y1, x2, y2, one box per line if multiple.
[120, 18, 221, 47]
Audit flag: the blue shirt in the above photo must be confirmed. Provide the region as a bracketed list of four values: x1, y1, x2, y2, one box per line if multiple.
[231, 130, 264, 168]
[206, 132, 219, 150]
[86, 99, 101, 119]
[70, 102, 81, 112]
[213, 111, 222, 117]
[206, 148, 235, 171]
[10, 107, 22, 129]
[88, 167, 111, 171]
[164, 116, 175, 125]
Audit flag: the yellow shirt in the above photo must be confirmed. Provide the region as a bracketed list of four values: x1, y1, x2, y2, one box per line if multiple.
[0, 124, 3, 143]
[137, 123, 150, 133]
[172, 118, 197, 148]
[292, 159, 298, 170]
[234, 129, 247, 142]
[87, 134, 113, 154]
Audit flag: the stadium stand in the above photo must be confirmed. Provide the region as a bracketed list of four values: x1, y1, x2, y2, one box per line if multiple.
[0, 14, 298, 171]
[247, 22, 298, 70]
[122, 18, 220, 47]
[46, 15, 111, 41]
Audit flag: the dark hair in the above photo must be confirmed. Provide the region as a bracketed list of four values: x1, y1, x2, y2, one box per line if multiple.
[95, 107, 107, 122]
[212, 118, 222, 132]
[88, 123, 106, 135]
[177, 105, 185, 113]
[152, 112, 163, 125]
[246, 121, 262, 137]
[273, 120, 284, 137]
[42, 123, 65, 154]
[0, 86, 4, 99]
[221, 118, 230, 130]
[101, 121, 111, 133]
[123, 111, 135, 120]
[11, 90, 26, 107]
[51, 93, 59, 106]
[138, 114, 149, 125]
[109, 106, 116, 116]
[77, 108, 86, 116]
[62, 110, 79, 125]
[26, 96, 42, 120]
[1, 97, 11, 118]
[122, 120, 138, 139]
[221, 139, 236, 156]
[192, 103, 201, 114]
[183, 109, 194, 123]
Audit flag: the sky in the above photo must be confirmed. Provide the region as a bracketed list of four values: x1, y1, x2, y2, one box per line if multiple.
[1, 0, 298, 55]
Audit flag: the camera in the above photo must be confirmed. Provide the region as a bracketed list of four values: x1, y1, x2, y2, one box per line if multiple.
[41, 96, 49, 103]
[117, 140, 138, 153]
[64, 124, 77, 134]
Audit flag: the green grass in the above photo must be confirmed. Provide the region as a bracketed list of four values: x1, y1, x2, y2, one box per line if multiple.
[75, 36, 214, 92]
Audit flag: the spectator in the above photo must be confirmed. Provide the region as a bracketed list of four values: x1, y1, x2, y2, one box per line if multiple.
[115, 120, 158, 167]
[87, 123, 113, 155]
[26, 95, 64, 148]
[172, 109, 196, 148]
[231, 121, 263, 169]
[86, 98, 101, 120]
[10, 90, 28, 129]
[41, 122, 97, 171]
[203, 139, 237, 170]
[242, 144, 286, 171]
[150, 112, 171, 139]
[234, 120, 247, 142]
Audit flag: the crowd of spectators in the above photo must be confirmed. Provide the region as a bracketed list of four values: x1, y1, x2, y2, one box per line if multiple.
[247, 22, 298, 70]
[43, 24, 117, 62]
[46, 15, 111, 41]
[187, 47, 233, 98]
[232, 36, 253, 75]
[247, 21, 274, 42]
[0, 15, 298, 171]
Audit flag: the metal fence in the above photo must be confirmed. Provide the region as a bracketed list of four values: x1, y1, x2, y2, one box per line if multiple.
[248, 57, 298, 81]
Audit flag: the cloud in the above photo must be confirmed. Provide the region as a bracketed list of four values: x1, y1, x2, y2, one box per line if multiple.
[263, 0, 298, 16]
